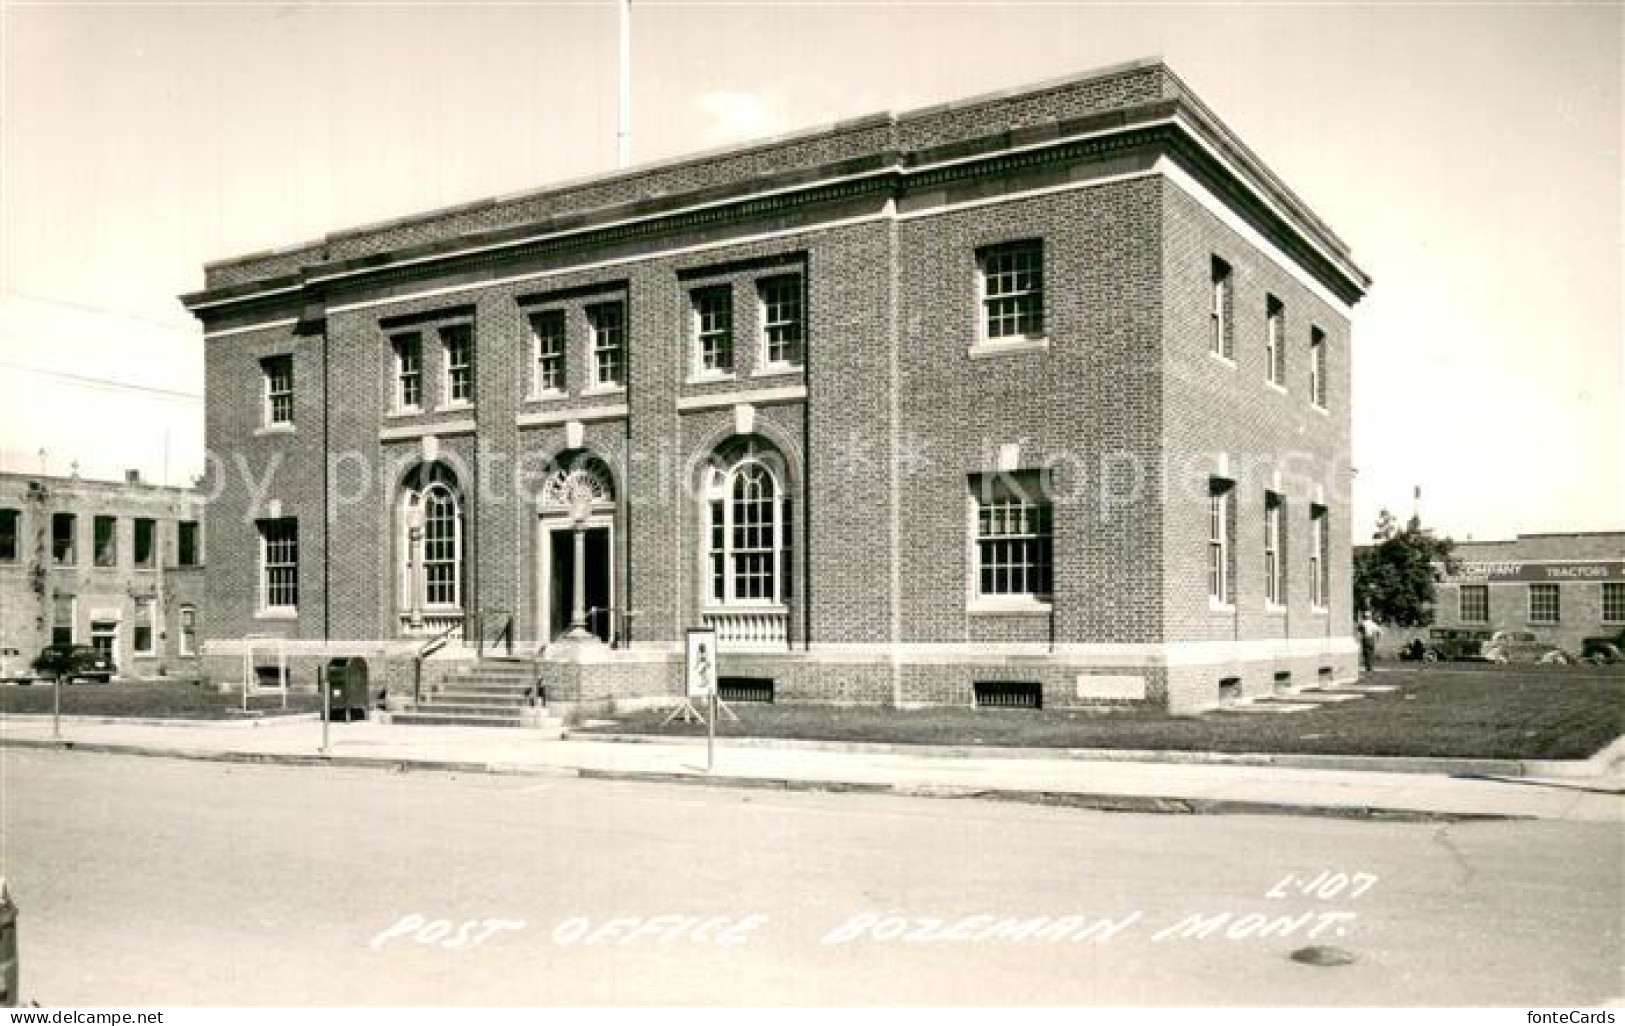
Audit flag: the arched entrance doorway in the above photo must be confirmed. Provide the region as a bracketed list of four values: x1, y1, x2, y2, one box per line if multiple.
[537, 455, 616, 645]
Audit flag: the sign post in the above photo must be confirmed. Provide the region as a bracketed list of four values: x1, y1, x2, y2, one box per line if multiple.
[665, 627, 720, 743]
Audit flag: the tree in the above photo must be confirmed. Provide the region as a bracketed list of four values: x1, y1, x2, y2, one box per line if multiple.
[1353, 509, 1457, 628]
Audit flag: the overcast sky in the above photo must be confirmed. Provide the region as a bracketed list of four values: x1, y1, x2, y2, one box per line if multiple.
[1, 1, 1619, 543]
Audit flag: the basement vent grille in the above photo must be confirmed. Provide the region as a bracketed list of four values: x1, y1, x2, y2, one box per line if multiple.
[974, 681, 1042, 710]
[717, 677, 774, 704]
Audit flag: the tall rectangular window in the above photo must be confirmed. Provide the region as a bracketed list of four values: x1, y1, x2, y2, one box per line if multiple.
[0, 508, 17, 562]
[1265, 296, 1285, 386]
[392, 333, 422, 411]
[759, 275, 804, 368]
[52, 595, 75, 646]
[133, 599, 154, 655]
[1264, 491, 1286, 606]
[692, 286, 733, 375]
[1309, 505, 1329, 609]
[1210, 257, 1233, 359]
[262, 355, 294, 425]
[179, 605, 197, 656]
[52, 512, 76, 565]
[979, 241, 1044, 342]
[1528, 583, 1560, 623]
[259, 518, 298, 612]
[94, 515, 117, 567]
[972, 473, 1053, 601]
[589, 301, 626, 388]
[442, 324, 474, 404]
[177, 521, 200, 567]
[1310, 326, 1328, 408]
[1209, 480, 1233, 605]
[529, 310, 566, 395]
[1603, 583, 1625, 623]
[134, 518, 155, 568]
[1460, 584, 1489, 623]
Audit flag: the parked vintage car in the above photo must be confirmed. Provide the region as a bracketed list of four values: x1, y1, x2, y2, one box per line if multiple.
[1580, 630, 1625, 665]
[31, 644, 116, 684]
[1417, 628, 1496, 663]
[1481, 631, 1569, 665]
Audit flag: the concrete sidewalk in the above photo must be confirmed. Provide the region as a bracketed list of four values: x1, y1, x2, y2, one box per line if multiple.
[3, 713, 1622, 823]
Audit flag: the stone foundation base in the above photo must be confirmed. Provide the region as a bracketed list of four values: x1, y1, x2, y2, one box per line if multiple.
[200, 639, 1358, 715]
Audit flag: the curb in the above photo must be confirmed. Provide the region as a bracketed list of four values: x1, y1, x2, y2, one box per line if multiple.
[0, 736, 1527, 824]
[0, 713, 319, 729]
[564, 731, 1545, 778]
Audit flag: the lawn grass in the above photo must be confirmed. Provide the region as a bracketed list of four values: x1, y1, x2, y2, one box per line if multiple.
[573, 665, 1625, 760]
[0, 679, 320, 720]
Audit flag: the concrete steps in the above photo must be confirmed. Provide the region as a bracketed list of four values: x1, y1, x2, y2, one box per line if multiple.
[396, 658, 561, 732]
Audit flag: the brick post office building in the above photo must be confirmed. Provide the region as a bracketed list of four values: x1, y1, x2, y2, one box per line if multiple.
[0, 470, 204, 679]
[182, 59, 1369, 716]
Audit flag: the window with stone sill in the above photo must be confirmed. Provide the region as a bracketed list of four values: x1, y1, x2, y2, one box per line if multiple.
[978, 241, 1045, 344]
[692, 286, 733, 376]
[529, 310, 567, 396]
[972, 472, 1053, 602]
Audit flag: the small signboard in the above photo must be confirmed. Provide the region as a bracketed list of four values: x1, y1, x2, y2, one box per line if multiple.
[686, 628, 718, 698]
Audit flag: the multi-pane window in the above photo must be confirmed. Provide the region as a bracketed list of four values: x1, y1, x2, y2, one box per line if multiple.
[179, 605, 197, 656]
[759, 275, 803, 367]
[1460, 585, 1489, 623]
[530, 311, 567, 395]
[1603, 583, 1625, 623]
[442, 324, 474, 404]
[52, 513, 76, 565]
[1310, 326, 1328, 408]
[1265, 296, 1285, 386]
[94, 516, 117, 567]
[392, 333, 422, 411]
[692, 286, 733, 375]
[973, 473, 1053, 601]
[1309, 505, 1329, 609]
[178, 521, 200, 567]
[1264, 491, 1286, 606]
[0, 508, 17, 562]
[707, 462, 788, 605]
[259, 518, 298, 611]
[589, 301, 626, 387]
[133, 599, 154, 655]
[979, 241, 1044, 342]
[134, 518, 155, 568]
[1209, 481, 1233, 605]
[262, 355, 293, 425]
[1210, 257, 1233, 359]
[421, 485, 461, 608]
[1528, 583, 1560, 623]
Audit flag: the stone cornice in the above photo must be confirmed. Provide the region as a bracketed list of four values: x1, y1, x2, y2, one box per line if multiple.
[182, 98, 1369, 324]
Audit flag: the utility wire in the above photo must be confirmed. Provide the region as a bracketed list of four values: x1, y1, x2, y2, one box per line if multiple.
[0, 359, 203, 400]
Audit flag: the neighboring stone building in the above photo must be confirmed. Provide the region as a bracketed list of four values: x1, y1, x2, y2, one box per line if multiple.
[180, 58, 1369, 716]
[0, 470, 204, 678]
[1430, 532, 1625, 655]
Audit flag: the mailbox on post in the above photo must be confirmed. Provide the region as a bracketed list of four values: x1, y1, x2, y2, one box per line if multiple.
[323, 657, 370, 722]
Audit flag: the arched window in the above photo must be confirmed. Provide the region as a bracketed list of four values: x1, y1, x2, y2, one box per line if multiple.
[706, 459, 791, 605]
[421, 484, 460, 607]
[400, 465, 464, 615]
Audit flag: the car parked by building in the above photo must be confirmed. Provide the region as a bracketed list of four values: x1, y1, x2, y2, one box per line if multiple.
[32, 643, 116, 684]
[1482, 631, 1569, 665]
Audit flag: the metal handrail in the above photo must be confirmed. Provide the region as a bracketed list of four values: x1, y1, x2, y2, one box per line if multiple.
[412, 621, 461, 705]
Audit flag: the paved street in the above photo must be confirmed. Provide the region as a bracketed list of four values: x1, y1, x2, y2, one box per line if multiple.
[2, 748, 1621, 1006]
